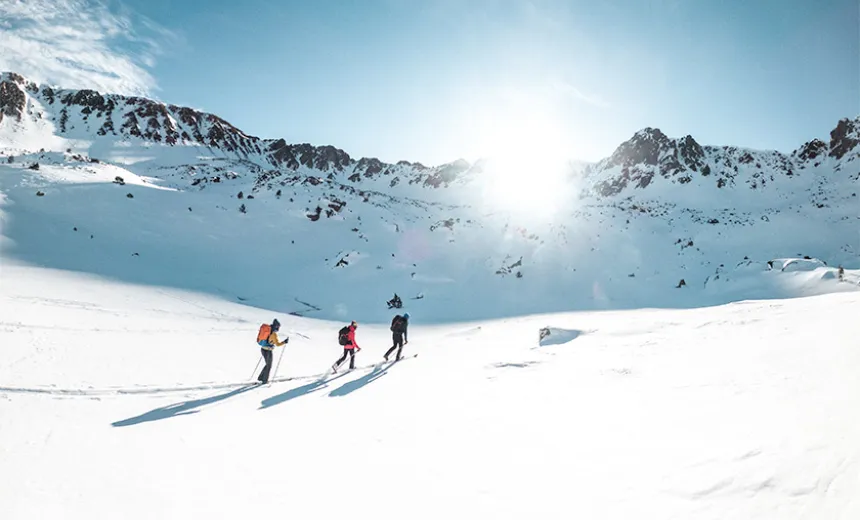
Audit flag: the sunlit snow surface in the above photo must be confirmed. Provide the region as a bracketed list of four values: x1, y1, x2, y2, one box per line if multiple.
[1, 264, 859, 519]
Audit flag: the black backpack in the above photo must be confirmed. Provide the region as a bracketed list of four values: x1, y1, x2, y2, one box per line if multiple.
[390, 316, 405, 333]
[338, 326, 350, 345]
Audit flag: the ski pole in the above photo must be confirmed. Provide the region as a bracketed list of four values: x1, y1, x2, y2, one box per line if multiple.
[289, 330, 310, 340]
[249, 356, 262, 380]
[272, 344, 287, 382]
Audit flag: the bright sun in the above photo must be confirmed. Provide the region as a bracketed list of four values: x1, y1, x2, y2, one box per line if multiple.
[476, 113, 573, 220]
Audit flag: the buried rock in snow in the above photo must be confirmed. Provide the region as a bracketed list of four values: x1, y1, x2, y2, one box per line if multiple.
[538, 327, 583, 346]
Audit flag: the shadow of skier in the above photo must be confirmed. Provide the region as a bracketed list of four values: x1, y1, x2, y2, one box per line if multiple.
[328, 363, 393, 398]
[259, 372, 349, 409]
[112, 384, 258, 427]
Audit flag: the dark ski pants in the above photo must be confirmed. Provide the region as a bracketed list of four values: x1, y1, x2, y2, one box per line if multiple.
[385, 333, 404, 361]
[258, 348, 274, 383]
[334, 348, 356, 369]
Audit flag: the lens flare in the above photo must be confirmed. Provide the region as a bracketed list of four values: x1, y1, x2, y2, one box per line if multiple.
[475, 115, 574, 220]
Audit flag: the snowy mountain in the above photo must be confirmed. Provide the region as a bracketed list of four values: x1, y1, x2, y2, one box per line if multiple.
[1, 71, 858, 321]
[2, 72, 860, 520]
[584, 123, 860, 208]
[0, 71, 473, 189]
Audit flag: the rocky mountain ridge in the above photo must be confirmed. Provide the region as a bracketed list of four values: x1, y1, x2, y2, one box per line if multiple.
[0, 72, 472, 190]
[3, 71, 858, 204]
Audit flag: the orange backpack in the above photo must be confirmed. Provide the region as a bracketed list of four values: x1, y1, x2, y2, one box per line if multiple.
[257, 324, 272, 343]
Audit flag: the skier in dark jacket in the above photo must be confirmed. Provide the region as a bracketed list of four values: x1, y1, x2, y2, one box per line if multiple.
[384, 312, 409, 361]
[332, 321, 361, 373]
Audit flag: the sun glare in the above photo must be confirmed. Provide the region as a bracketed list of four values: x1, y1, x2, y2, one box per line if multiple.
[477, 114, 573, 220]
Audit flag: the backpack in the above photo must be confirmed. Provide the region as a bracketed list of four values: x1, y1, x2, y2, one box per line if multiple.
[257, 323, 272, 344]
[391, 316, 405, 333]
[338, 325, 350, 345]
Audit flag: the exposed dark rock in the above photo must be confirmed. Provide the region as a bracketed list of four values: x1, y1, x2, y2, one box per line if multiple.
[796, 139, 828, 162]
[356, 157, 384, 177]
[593, 129, 707, 195]
[306, 206, 322, 221]
[0, 80, 26, 123]
[423, 159, 469, 188]
[829, 118, 859, 160]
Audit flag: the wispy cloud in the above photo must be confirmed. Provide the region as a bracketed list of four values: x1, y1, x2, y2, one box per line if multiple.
[0, 0, 174, 96]
[553, 80, 613, 109]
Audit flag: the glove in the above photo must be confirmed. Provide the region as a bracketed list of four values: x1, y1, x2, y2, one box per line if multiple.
[356, 347, 362, 352]
[285, 337, 290, 343]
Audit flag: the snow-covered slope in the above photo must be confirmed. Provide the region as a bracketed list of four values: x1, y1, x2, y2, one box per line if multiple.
[2, 71, 860, 519]
[1, 71, 858, 321]
[0, 71, 474, 192]
[1, 263, 859, 519]
[584, 122, 860, 206]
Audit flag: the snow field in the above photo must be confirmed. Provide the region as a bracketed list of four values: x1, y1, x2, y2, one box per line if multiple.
[2, 264, 859, 519]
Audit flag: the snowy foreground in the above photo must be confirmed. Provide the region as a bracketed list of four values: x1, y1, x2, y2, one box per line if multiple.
[1, 263, 859, 519]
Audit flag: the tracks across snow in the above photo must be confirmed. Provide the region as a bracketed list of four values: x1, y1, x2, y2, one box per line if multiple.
[0, 357, 417, 398]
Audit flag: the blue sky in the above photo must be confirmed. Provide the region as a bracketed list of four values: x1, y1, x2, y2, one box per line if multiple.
[1, 0, 857, 165]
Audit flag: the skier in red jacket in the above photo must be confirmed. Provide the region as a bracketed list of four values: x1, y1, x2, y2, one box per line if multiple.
[332, 321, 361, 372]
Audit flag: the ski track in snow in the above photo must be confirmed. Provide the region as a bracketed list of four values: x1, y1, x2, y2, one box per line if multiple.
[0, 357, 419, 397]
[2, 256, 859, 520]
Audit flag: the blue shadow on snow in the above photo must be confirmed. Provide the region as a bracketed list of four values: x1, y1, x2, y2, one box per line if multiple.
[112, 384, 257, 427]
[538, 328, 584, 347]
[259, 372, 349, 409]
[327, 363, 393, 398]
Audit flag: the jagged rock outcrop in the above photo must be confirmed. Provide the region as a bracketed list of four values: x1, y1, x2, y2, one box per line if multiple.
[0, 72, 473, 189]
[591, 129, 713, 195]
[0, 72, 855, 202]
[0, 79, 26, 123]
[584, 118, 860, 198]
[829, 118, 859, 160]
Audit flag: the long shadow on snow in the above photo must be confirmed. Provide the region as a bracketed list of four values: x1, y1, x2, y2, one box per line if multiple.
[112, 384, 257, 427]
[259, 372, 349, 409]
[328, 363, 393, 398]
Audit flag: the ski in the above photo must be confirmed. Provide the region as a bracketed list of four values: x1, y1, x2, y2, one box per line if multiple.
[377, 353, 419, 367]
[331, 353, 419, 374]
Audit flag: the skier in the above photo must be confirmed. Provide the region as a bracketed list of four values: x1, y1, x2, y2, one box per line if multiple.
[384, 312, 409, 362]
[838, 265, 845, 282]
[387, 293, 402, 309]
[332, 321, 361, 373]
[256, 318, 288, 384]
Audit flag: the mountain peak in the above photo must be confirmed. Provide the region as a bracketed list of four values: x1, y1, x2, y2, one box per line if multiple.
[829, 117, 860, 160]
[631, 127, 669, 142]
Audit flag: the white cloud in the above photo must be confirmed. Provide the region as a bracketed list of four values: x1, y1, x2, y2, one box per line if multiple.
[0, 0, 173, 96]
[553, 80, 613, 110]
